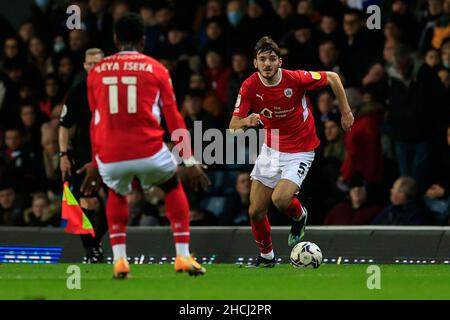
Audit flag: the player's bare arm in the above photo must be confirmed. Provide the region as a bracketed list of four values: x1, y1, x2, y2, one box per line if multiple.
[229, 113, 261, 132]
[326, 71, 354, 131]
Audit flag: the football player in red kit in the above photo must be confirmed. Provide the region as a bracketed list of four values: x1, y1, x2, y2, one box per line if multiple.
[229, 36, 354, 267]
[83, 13, 210, 278]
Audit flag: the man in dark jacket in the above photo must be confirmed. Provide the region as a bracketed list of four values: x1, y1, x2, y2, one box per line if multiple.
[372, 177, 433, 225]
[386, 44, 446, 191]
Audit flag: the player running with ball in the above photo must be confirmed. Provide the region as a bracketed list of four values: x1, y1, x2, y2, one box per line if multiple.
[83, 13, 210, 278]
[229, 36, 354, 267]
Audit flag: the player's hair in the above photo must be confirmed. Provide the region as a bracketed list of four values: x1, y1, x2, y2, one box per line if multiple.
[114, 13, 145, 46]
[85, 48, 104, 57]
[253, 36, 280, 58]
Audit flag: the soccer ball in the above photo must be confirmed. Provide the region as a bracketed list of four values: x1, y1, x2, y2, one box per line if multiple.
[290, 241, 323, 268]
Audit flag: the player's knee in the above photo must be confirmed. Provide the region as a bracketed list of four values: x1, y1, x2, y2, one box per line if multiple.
[248, 206, 266, 222]
[271, 192, 291, 212]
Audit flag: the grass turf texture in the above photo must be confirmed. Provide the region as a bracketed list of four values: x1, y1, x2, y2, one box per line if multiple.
[0, 264, 449, 300]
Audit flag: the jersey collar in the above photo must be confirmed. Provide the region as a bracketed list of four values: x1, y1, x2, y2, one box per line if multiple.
[257, 68, 282, 87]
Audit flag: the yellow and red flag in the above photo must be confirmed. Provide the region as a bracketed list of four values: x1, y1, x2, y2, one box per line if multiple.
[62, 182, 95, 236]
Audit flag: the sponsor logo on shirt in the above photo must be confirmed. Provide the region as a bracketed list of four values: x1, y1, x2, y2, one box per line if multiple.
[309, 71, 321, 80]
[235, 94, 242, 107]
[260, 108, 273, 118]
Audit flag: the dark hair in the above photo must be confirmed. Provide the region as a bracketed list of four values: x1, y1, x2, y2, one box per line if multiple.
[253, 36, 280, 58]
[114, 13, 145, 45]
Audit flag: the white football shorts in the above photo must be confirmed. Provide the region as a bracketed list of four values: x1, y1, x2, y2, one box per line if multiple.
[96, 143, 177, 195]
[250, 144, 315, 189]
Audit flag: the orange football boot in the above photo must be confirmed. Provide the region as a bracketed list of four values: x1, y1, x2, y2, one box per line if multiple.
[113, 257, 130, 279]
[174, 255, 206, 276]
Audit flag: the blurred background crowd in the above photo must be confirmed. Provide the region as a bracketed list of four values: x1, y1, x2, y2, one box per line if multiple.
[0, 0, 449, 228]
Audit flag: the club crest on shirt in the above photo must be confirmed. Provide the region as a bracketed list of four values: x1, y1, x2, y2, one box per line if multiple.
[284, 88, 293, 98]
[260, 108, 273, 118]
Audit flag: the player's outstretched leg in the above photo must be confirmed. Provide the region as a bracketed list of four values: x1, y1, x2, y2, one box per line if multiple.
[161, 176, 205, 276]
[248, 180, 276, 268]
[272, 180, 307, 248]
[106, 189, 130, 279]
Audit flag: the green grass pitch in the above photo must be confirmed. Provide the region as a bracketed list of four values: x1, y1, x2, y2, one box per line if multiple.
[0, 263, 449, 300]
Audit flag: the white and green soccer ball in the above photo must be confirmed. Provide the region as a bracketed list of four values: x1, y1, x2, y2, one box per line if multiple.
[290, 241, 323, 269]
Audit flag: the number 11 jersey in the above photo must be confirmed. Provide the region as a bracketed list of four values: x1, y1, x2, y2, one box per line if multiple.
[87, 51, 179, 164]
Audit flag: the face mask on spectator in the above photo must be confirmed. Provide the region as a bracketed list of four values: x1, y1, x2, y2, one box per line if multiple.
[228, 11, 242, 27]
[54, 42, 65, 53]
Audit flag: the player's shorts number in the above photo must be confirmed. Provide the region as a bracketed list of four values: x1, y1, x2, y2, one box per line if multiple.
[298, 162, 308, 176]
[102, 76, 137, 114]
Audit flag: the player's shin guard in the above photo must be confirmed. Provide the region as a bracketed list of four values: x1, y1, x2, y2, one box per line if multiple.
[165, 181, 190, 257]
[250, 214, 273, 255]
[106, 189, 129, 261]
[284, 197, 304, 220]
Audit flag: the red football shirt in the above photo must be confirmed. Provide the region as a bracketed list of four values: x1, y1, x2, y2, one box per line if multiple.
[87, 51, 189, 165]
[232, 69, 328, 153]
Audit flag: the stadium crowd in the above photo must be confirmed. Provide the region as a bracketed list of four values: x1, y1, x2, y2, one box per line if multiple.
[0, 0, 449, 227]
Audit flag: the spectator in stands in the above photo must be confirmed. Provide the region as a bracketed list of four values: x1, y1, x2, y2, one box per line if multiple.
[201, 17, 228, 57]
[424, 124, 450, 225]
[1, 128, 45, 194]
[143, 2, 174, 58]
[203, 48, 231, 109]
[227, 51, 252, 116]
[341, 9, 380, 87]
[1, 36, 26, 66]
[238, 0, 282, 55]
[221, 171, 251, 226]
[281, 14, 320, 70]
[317, 40, 344, 78]
[317, 14, 346, 51]
[39, 73, 63, 118]
[441, 39, 450, 69]
[165, 21, 196, 60]
[372, 177, 433, 225]
[322, 116, 345, 164]
[182, 89, 217, 136]
[296, 0, 321, 25]
[23, 192, 60, 227]
[340, 89, 385, 187]
[386, 44, 446, 191]
[85, 0, 115, 54]
[424, 47, 441, 69]
[55, 54, 75, 90]
[0, 184, 24, 226]
[19, 102, 42, 148]
[390, 0, 421, 50]
[28, 36, 54, 77]
[325, 173, 384, 225]
[314, 89, 339, 140]
[111, 0, 130, 22]
[225, 0, 246, 55]
[188, 73, 223, 120]
[276, 0, 296, 36]
[67, 29, 89, 72]
[18, 21, 35, 44]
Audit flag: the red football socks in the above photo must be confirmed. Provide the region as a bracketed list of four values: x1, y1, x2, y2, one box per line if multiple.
[106, 189, 128, 246]
[284, 197, 303, 220]
[250, 214, 273, 254]
[165, 181, 190, 244]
